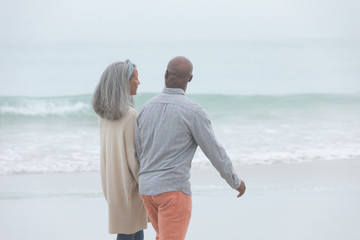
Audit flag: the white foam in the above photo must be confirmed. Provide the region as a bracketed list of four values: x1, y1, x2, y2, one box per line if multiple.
[1, 93, 359, 175]
[0, 100, 90, 116]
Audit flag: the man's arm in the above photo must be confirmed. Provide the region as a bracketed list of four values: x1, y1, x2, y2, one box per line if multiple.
[190, 108, 246, 197]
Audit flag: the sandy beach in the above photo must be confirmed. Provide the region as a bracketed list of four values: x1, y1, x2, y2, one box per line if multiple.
[1, 159, 359, 240]
[1, 0, 360, 238]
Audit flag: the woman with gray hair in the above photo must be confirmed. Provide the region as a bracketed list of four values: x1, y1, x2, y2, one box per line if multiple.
[92, 60, 147, 240]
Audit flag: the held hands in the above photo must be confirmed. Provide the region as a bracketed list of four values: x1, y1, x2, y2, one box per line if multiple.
[236, 180, 246, 198]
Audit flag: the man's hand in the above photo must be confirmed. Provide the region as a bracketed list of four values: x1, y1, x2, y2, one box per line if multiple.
[236, 180, 246, 198]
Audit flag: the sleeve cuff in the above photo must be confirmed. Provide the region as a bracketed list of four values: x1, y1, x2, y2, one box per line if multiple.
[231, 178, 242, 189]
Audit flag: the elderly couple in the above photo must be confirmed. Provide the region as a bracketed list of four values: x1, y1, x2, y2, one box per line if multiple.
[92, 56, 246, 240]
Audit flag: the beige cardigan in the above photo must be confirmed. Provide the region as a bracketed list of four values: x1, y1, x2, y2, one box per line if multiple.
[99, 107, 147, 234]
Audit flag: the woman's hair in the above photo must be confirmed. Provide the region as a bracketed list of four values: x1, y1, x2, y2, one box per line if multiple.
[92, 60, 136, 120]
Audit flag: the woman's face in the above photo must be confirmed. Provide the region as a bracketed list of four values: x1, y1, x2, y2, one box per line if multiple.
[129, 68, 140, 95]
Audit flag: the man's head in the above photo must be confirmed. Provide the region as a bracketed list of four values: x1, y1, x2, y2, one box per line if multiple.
[165, 56, 193, 92]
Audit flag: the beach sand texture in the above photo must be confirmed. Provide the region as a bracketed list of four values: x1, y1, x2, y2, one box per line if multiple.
[1, 160, 359, 240]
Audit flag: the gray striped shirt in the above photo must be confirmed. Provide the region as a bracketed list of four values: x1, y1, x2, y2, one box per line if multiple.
[135, 88, 241, 195]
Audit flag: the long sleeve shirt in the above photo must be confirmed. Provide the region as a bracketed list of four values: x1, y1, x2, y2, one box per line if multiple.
[135, 88, 241, 196]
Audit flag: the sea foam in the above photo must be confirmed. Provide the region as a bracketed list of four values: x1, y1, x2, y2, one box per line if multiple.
[0, 93, 359, 175]
[0, 98, 90, 116]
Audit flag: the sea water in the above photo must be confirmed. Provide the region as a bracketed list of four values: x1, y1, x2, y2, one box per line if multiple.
[0, 93, 359, 175]
[1, 39, 359, 174]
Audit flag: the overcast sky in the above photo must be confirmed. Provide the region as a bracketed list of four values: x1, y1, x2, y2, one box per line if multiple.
[1, 0, 359, 44]
[1, 0, 359, 96]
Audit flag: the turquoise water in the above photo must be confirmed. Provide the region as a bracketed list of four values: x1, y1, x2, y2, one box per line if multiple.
[1, 93, 359, 121]
[0, 93, 359, 174]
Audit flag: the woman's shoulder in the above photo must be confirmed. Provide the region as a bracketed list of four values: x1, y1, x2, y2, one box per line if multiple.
[126, 107, 138, 119]
[98, 107, 137, 125]
[128, 107, 137, 115]
[116, 107, 137, 124]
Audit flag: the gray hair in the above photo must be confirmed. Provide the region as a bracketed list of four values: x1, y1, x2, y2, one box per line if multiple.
[92, 61, 135, 120]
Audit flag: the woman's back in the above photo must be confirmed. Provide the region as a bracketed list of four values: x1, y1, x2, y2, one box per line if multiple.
[99, 107, 148, 234]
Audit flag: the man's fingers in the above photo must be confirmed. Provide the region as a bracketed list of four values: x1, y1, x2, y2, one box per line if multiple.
[236, 180, 246, 198]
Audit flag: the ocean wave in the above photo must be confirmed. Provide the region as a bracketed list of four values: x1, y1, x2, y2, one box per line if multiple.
[1, 101, 90, 116]
[0, 96, 92, 117]
[193, 151, 360, 168]
[1, 93, 359, 118]
[1, 93, 359, 175]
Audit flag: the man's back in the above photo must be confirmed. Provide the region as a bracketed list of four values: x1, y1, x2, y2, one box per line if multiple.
[136, 88, 201, 195]
[136, 88, 241, 196]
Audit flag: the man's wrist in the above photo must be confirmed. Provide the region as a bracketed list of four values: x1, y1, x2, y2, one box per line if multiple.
[232, 179, 242, 190]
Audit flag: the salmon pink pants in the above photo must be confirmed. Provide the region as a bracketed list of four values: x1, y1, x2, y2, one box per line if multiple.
[141, 191, 192, 240]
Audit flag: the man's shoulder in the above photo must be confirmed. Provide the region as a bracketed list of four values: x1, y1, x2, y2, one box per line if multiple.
[139, 94, 161, 110]
[180, 96, 204, 112]
[139, 92, 206, 115]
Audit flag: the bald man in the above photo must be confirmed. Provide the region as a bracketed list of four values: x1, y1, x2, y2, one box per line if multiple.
[135, 56, 246, 240]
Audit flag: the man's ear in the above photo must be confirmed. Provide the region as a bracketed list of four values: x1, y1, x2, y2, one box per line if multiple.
[188, 75, 193, 82]
[165, 70, 169, 79]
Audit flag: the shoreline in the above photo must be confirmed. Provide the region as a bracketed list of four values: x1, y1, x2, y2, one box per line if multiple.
[1, 159, 359, 198]
[1, 159, 359, 240]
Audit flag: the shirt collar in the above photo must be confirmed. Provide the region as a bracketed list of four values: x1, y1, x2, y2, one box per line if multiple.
[162, 88, 185, 95]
